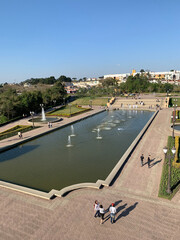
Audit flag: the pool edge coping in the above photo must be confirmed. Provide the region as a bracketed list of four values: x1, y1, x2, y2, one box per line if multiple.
[0, 110, 158, 200]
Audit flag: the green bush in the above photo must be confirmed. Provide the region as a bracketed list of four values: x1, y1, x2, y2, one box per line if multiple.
[0, 125, 39, 140]
[158, 136, 180, 199]
[0, 115, 8, 124]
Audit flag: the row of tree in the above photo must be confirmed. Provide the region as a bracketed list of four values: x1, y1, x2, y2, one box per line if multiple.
[0, 81, 66, 124]
[21, 76, 96, 85]
[22, 75, 72, 85]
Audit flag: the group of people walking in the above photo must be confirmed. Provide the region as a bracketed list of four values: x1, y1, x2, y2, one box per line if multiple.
[48, 122, 52, 128]
[140, 154, 151, 168]
[94, 200, 116, 224]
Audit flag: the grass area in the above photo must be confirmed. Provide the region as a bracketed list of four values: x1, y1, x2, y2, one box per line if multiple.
[72, 97, 109, 106]
[158, 136, 180, 200]
[47, 105, 91, 117]
[0, 125, 39, 141]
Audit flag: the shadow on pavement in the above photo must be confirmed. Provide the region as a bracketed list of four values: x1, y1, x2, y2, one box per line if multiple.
[150, 159, 162, 168]
[115, 202, 138, 222]
[143, 157, 155, 166]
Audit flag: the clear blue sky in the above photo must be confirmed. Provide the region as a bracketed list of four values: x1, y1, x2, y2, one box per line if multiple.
[0, 0, 180, 83]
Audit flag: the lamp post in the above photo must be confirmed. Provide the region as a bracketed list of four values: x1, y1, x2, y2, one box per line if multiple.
[171, 104, 178, 138]
[40, 103, 44, 108]
[30, 111, 35, 128]
[163, 146, 176, 194]
[173, 98, 178, 107]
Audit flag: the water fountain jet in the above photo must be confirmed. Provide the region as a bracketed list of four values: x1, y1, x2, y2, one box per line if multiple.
[66, 135, 73, 147]
[40, 104, 46, 121]
[70, 125, 75, 137]
[96, 128, 102, 139]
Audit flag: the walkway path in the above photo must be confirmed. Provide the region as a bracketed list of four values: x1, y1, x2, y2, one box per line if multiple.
[0, 108, 180, 239]
[114, 108, 172, 199]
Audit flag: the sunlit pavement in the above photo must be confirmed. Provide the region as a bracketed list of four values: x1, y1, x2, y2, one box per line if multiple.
[0, 108, 180, 240]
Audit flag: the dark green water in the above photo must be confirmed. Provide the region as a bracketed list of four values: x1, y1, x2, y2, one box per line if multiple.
[0, 110, 153, 192]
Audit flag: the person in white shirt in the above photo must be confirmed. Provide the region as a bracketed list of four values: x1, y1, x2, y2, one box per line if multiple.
[18, 132, 21, 138]
[94, 200, 100, 218]
[109, 203, 116, 224]
[99, 205, 105, 224]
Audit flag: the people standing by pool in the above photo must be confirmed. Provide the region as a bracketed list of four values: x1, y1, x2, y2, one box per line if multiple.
[140, 154, 144, 167]
[94, 200, 100, 218]
[109, 203, 116, 224]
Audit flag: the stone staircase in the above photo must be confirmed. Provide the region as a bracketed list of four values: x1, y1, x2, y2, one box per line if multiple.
[111, 97, 165, 110]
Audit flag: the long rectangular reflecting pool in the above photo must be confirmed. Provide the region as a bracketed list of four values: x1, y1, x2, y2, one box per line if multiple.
[0, 110, 153, 192]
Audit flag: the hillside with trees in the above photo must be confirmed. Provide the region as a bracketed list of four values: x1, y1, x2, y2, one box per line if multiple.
[0, 80, 66, 124]
[22, 75, 72, 85]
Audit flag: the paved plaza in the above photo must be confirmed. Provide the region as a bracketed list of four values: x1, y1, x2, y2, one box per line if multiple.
[0, 107, 180, 239]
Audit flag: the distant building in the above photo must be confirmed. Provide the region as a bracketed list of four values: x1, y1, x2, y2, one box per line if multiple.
[132, 69, 136, 75]
[64, 82, 77, 94]
[104, 70, 180, 85]
[24, 83, 31, 87]
[72, 79, 101, 89]
[104, 73, 131, 85]
[133, 70, 180, 85]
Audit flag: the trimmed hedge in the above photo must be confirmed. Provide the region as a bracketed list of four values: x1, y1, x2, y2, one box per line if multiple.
[173, 136, 180, 168]
[158, 136, 180, 200]
[0, 125, 39, 140]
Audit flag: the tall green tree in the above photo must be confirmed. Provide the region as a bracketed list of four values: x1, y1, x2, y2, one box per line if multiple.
[101, 78, 118, 87]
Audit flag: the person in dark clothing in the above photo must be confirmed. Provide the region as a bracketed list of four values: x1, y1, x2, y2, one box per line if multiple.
[148, 155, 151, 168]
[140, 154, 144, 167]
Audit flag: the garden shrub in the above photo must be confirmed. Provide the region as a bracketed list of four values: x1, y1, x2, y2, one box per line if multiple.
[159, 136, 180, 199]
[0, 125, 39, 140]
[173, 136, 180, 168]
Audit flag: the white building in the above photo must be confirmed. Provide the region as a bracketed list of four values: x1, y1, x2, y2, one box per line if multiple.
[104, 73, 130, 81]
[104, 70, 180, 85]
[72, 79, 101, 89]
[104, 73, 131, 85]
